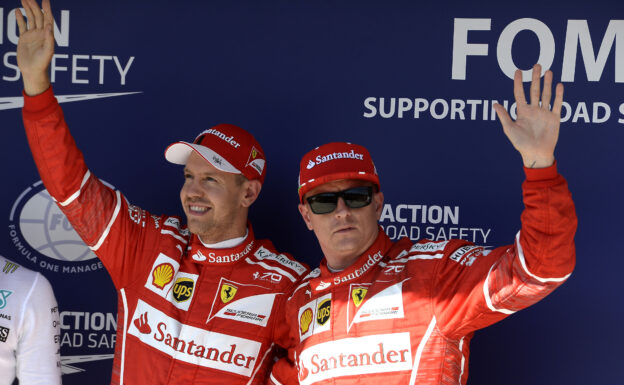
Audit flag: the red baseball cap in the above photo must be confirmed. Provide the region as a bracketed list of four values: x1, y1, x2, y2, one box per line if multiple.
[165, 124, 266, 184]
[298, 142, 380, 202]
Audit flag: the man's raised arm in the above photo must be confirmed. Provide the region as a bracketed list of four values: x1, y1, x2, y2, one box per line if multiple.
[16, 0, 54, 96]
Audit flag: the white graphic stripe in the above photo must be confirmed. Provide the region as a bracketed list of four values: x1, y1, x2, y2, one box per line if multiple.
[120, 289, 129, 385]
[60, 355, 114, 374]
[90, 190, 122, 251]
[0, 92, 142, 111]
[409, 316, 437, 385]
[483, 264, 516, 315]
[160, 229, 187, 243]
[246, 343, 274, 385]
[245, 259, 296, 282]
[59, 171, 91, 206]
[390, 253, 444, 263]
[458, 337, 466, 384]
[516, 232, 571, 283]
[269, 373, 284, 385]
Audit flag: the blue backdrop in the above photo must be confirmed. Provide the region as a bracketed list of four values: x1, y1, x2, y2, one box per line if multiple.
[1, 0, 622, 384]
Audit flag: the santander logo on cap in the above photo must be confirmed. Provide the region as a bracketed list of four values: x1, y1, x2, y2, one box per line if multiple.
[297, 142, 380, 202]
[204, 128, 241, 148]
[306, 149, 364, 169]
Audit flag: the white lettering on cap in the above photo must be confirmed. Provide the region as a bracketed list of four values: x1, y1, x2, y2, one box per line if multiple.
[204, 128, 241, 148]
[307, 150, 364, 169]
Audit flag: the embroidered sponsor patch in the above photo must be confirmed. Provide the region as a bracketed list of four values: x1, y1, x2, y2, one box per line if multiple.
[299, 308, 313, 335]
[172, 278, 194, 303]
[128, 300, 262, 376]
[297, 333, 412, 385]
[347, 281, 405, 332]
[253, 246, 307, 275]
[316, 298, 331, 326]
[207, 279, 275, 327]
[152, 263, 175, 289]
[0, 290, 12, 310]
[409, 241, 449, 253]
[0, 326, 9, 342]
[449, 245, 483, 266]
[253, 271, 283, 283]
[298, 293, 332, 341]
[221, 284, 238, 304]
[145, 255, 198, 311]
[351, 287, 368, 308]
[2, 261, 18, 274]
[145, 254, 179, 294]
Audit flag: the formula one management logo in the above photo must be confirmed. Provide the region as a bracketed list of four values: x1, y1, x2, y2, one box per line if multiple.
[7, 180, 115, 275]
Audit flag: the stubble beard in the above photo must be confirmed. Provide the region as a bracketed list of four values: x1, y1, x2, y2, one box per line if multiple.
[187, 215, 217, 241]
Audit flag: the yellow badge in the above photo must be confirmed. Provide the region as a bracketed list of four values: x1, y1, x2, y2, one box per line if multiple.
[172, 278, 194, 302]
[300, 308, 313, 335]
[316, 299, 331, 326]
[220, 284, 238, 303]
[152, 263, 174, 289]
[352, 287, 368, 308]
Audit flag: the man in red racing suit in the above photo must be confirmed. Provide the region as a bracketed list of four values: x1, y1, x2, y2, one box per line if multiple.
[16, 1, 308, 383]
[269, 65, 576, 385]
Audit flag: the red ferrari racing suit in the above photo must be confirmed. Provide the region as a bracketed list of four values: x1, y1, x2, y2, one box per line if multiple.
[270, 165, 576, 385]
[22, 88, 309, 385]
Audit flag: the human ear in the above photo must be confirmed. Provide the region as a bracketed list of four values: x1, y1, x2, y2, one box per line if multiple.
[241, 180, 262, 208]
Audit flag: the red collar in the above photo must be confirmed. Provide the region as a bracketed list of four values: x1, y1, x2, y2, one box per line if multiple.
[309, 228, 409, 292]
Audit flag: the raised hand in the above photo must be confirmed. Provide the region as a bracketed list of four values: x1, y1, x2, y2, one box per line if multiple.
[15, 0, 54, 96]
[494, 64, 564, 169]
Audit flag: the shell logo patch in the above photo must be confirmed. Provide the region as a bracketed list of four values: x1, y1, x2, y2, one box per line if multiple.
[299, 308, 313, 335]
[221, 284, 238, 304]
[351, 287, 368, 308]
[152, 263, 174, 289]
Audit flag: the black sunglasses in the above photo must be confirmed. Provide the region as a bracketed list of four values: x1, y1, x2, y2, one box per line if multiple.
[306, 186, 374, 214]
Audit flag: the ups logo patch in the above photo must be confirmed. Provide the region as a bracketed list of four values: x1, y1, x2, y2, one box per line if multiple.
[172, 278, 194, 302]
[316, 298, 331, 326]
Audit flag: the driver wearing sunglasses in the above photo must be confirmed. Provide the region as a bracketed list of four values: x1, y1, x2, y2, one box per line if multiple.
[270, 65, 577, 385]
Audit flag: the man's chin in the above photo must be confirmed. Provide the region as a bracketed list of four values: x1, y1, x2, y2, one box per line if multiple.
[187, 221, 210, 236]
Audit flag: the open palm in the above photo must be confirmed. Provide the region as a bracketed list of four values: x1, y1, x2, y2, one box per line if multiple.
[494, 64, 564, 169]
[16, 0, 55, 95]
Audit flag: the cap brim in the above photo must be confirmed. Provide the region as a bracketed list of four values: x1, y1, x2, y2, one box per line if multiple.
[165, 142, 241, 174]
[298, 171, 380, 202]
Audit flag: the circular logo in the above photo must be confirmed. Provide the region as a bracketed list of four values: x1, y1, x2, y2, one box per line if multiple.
[8, 180, 114, 274]
[172, 278, 194, 302]
[316, 299, 331, 326]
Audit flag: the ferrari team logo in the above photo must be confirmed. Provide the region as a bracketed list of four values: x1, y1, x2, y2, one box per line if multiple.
[221, 284, 238, 304]
[246, 146, 265, 175]
[351, 287, 368, 308]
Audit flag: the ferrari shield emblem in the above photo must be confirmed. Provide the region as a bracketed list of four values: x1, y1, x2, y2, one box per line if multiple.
[220, 284, 238, 303]
[351, 287, 368, 308]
